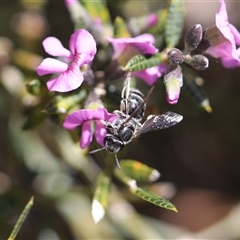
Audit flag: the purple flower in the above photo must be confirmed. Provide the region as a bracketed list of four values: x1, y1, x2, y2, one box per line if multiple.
[204, 0, 240, 68]
[36, 29, 97, 92]
[107, 34, 165, 85]
[107, 33, 158, 60]
[132, 63, 167, 86]
[129, 13, 158, 36]
[63, 108, 116, 148]
[65, 0, 76, 7]
[147, 13, 158, 28]
[164, 65, 183, 104]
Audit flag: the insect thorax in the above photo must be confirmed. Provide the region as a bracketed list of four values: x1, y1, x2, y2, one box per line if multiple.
[105, 111, 137, 143]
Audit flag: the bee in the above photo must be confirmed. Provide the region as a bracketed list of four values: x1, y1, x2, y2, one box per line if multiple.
[91, 74, 183, 168]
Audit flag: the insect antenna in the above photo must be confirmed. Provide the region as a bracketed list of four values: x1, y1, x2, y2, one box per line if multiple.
[89, 147, 106, 154]
[114, 154, 121, 169]
[89, 148, 121, 169]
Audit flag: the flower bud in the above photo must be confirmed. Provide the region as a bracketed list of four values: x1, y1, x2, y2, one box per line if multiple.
[184, 24, 203, 52]
[188, 54, 209, 71]
[167, 48, 184, 64]
[164, 65, 183, 104]
[25, 79, 41, 96]
[129, 13, 158, 36]
[44, 90, 87, 115]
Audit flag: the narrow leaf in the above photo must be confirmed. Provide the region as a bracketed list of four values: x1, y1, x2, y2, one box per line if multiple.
[132, 187, 177, 212]
[22, 107, 46, 130]
[82, 0, 111, 25]
[80, 0, 113, 43]
[149, 9, 168, 35]
[165, 0, 185, 48]
[66, 0, 91, 29]
[43, 90, 86, 115]
[182, 65, 212, 112]
[8, 196, 34, 240]
[114, 16, 131, 38]
[120, 159, 160, 182]
[124, 53, 162, 72]
[91, 172, 111, 223]
[127, 12, 158, 36]
[114, 167, 138, 189]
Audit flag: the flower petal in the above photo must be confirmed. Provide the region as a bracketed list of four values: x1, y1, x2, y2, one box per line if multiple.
[164, 65, 183, 104]
[215, 0, 238, 59]
[229, 24, 240, 46]
[46, 66, 83, 92]
[80, 121, 93, 148]
[69, 29, 97, 65]
[63, 108, 112, 130]
[107, 33, 158, 59]
[107, 33, 158, 60]
[43, 37, 71, 58]
[133, 33, 156, 44]
[36, 58, 68, 76]
[65, 0, 76, 7]
[147, 13, 158, 28]
[165, 78, 182, 104]
[95, 121, 107, 146]
[205, 0, 240, 68]
[133, 63, 167, 86]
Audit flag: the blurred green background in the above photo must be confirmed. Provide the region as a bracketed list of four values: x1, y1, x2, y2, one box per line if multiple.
[1, 0, 240, 239]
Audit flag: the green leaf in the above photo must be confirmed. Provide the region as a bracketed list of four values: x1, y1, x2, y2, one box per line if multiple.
[43, 89, 86, 115]
[182, 65, 212, 112]
[80, 0, 113, 42]
[66, 0, 91, 29]
[165, 0, 185, 48]
[124, 53, 162, 72]
[114, 16, 131, 38]
[22, 107, 46, 130]
[120, 159, 160, 182]
[127, 10, 166, 36]
[114, 167, 137, 189]
[132, 187, 177, 212]
[92, 172, 112, 223]
[149, 9, 168, 35]
[115, 167, 177, 212]
[82, 0, 111, 25]
[8, 197, 34, 240]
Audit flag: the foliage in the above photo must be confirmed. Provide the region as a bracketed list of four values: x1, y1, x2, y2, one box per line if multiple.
[1, 0, 240, 239]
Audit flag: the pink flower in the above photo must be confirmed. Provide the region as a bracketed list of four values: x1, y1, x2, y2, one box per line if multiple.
[107, 33, 158, 60]
[36, 29, 97, 92]
[63, 108, 116, 148]
[164, 65, 183, 104]
[204, 0, 240, 68]
[129, 13, 158, 36]
[132, 63, 167, 86]
[107, 34, 165, 85]
[65, 0, 77, 7]
[147, 13, 158, 28]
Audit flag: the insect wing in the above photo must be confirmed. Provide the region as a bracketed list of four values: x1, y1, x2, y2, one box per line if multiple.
[135, 111, 183, 137]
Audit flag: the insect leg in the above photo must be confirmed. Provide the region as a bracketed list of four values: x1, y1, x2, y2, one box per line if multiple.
[120, 71, 132, 113]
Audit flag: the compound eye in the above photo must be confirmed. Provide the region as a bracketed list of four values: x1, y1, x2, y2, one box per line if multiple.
[104, 135, 124, 153]
[117, 140, 124, 149]
[104, 135, 114, 144]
